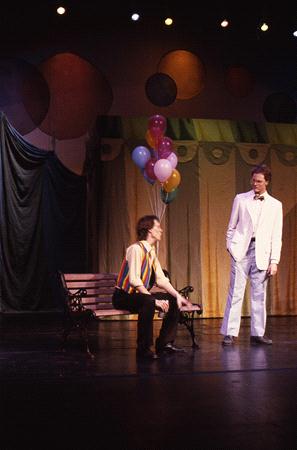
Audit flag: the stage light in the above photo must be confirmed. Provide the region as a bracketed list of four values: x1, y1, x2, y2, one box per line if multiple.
[57, 6, 66, 15]
[131, 13, 140, 21]
[260, 22, 269, 32]
[220, 19, 229, 28]
[293, 30, 297, 37]
[164, 17, 173, 26]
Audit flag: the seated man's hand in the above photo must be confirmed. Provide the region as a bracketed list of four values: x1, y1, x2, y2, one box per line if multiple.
[176, 293, 191, 310]
[155, 299, 169, 312]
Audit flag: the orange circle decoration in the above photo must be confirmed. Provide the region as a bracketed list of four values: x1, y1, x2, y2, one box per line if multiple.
[38, 53, 113, 139]
[224, 65, 254, 98]
[158, 50, 205, 100]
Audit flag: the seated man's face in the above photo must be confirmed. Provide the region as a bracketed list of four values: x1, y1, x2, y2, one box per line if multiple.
[148, 220, 163, 242]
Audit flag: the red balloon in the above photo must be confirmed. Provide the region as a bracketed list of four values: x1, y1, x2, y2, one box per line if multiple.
[145, 158, 157, 180]
[148, 114, 166, 138]
[148, 114, 166, 130]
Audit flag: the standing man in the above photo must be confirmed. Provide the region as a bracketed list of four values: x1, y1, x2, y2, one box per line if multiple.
[112, 215, 191, 360]
[221, 165, 283, 346]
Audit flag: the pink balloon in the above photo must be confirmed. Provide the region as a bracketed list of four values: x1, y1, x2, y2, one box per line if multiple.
[153, 158, 173, 182]
[167, 151, 178, 169]
[145, 158, 157, 180]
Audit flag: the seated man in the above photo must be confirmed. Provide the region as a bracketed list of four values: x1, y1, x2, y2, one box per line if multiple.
[112, 215, 191, 360]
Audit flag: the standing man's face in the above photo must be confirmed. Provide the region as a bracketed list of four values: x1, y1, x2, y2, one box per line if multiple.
[148, 220, 163, 242]
[251, 173, 268, 195]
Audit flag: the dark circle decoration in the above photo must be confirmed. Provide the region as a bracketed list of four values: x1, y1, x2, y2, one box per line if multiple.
[176, 145, 187, 157]
[39, 53, 113, 139]
[249, 148, 259, 159]
[0, 57, 50, 135]
[145, 72, 177, 107]
[263, 92, 297, 123]
[202, 143, 232, 165]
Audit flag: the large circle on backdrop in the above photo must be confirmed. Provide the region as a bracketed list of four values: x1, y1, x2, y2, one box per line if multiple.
[263, 92, 297, 123]
[0, 57, 50, 134]
[38, 53, 113, 139]
[225, 65, 254, 98]
[157, 50, 205, 100]
[145, 72, 177, 106]
[224, 65, 254, 98]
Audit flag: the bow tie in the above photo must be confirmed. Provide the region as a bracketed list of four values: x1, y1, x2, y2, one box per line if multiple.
[254, 195, 264, 201]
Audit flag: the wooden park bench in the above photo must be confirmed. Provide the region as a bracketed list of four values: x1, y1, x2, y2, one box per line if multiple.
[59, 272, 203, 357]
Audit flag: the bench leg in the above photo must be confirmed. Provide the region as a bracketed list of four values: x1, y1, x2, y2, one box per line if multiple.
[179, 312, 200, 349]
[79, 322, 95, 359]
[61, 316, 73, 350]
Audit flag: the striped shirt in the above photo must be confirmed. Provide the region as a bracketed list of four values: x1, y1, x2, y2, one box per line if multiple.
[116, 240, 168, 293]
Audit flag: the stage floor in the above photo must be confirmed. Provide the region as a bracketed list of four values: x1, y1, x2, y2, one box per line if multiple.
[1, 315, 296, 449]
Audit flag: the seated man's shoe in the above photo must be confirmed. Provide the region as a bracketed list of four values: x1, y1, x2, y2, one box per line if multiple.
[222, 335, 235, 346]
[156, 342, 185, 356]
[250, 335, 272, 345]
[136, 348, 159, 360]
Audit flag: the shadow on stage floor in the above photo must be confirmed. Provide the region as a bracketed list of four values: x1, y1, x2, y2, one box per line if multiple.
[0, 315, 296, 449]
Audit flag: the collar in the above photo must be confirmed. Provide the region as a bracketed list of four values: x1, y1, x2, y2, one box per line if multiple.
[140, 240, 155, 253]
[253, 190, 268, 200]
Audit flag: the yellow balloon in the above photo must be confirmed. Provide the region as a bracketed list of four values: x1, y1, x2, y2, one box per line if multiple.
[163, 169, 181, 192]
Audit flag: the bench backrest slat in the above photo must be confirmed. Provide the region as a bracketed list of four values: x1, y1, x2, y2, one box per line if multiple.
[68, 288, 115, 296]
[82, 297, 113, 304]
[64, 273, 117, 281]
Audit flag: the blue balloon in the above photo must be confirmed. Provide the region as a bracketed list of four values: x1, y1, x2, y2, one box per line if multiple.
[160, 187, 178, 204]
[132, 146, 151, 169]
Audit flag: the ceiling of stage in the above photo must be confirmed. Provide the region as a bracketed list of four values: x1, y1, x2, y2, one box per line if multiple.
[0, 1, 296, 47]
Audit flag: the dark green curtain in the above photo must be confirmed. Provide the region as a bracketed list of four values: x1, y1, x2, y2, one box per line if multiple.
[0, 113, 86, 312]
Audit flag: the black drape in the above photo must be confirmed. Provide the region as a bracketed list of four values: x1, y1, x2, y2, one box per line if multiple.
[0, 113, 86, 312]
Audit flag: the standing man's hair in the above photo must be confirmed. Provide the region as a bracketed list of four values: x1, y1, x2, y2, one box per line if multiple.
[137, 215, 160, 240]
[251, 164, 271, 182]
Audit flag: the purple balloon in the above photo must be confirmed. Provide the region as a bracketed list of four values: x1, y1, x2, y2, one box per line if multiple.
[167, 151, 178, 169]
[142, 169, 155, 185]
[153, 158, 173, 182]
[158, 136, 173, 155]
[132, 145, 151, 169]
[158, 149, 172, 159]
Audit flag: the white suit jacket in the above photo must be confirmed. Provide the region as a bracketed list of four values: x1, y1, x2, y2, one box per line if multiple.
[226, 190, 283, 270]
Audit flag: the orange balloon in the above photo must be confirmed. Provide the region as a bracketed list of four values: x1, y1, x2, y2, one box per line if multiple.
[145, 129, 159, 149]
[163, 169, 181, 193]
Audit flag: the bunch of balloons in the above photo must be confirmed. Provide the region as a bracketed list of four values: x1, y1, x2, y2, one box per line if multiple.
[131, 114, 181, 204]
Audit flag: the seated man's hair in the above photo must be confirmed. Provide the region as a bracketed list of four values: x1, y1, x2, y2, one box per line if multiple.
[137, 215, 160, 240]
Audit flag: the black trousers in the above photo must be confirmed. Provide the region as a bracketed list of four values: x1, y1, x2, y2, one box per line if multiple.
[112, 288, 179, 351]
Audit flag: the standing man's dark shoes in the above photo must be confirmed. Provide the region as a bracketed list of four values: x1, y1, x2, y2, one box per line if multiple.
[250, 335, 272, 345]
[222, 335, 235, 346]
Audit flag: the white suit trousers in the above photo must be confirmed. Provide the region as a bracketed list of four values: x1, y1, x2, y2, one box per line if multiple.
[220, 241, 268, 337]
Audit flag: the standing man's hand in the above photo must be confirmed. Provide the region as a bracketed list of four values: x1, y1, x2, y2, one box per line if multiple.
[267, 263, 278, 277]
